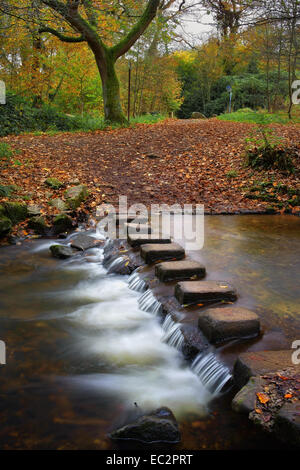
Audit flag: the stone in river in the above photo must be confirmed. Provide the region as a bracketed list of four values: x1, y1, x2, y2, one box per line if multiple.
[70, 233, 102, 251]
[50, 244, 74, 259]
[155, 260, 206, 282]
[109, 407, 180, 444]
[198, 307, 260, 344]
[128, 234, 171, 248]
[175, 280, 237, 305]
[141, 243, 185, 264]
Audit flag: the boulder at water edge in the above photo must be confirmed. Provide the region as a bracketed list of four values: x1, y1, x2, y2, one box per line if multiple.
[65, 185, 88, 210]
[109, 407, 181, 444]
[50, 245, 74, 259]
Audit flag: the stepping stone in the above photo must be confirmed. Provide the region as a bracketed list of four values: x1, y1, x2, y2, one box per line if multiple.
[175, 281, 237, 306]
[70, 233, 103, 251]
[125, 223, 152, 235]
[141, 243, 185, 264]
[233, 350, 299, 389]
[128, 235, 171, 248]
[155, 260, 206, 282]
[198, 307, 260, 344]
[115, 214, 148, 226]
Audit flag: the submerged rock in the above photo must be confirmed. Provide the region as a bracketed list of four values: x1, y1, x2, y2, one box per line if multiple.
[109, 407, 181, 444]
[50, 245, 74, 259]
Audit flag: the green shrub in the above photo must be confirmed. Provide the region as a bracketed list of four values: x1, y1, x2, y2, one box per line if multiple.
[245, 124, 296, 173]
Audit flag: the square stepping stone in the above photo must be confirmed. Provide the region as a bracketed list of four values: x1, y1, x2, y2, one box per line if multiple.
[155, 260, 206, 282]
[116, 214, 148, 226]
[233, 350, 299, 388]
[198, 307, 260, 344]
[125, 223, 152, 235]
[128, 235, 171, 248]
[140, 243, 185, 264]
[175, 281, 237, 305]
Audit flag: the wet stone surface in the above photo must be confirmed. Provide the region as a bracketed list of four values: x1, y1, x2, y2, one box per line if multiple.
[128, 235, 172, 248]
[175, 281, 237, 306]
[233, 350, 298, 389]
[109, 407, 181, 444]
[155, 260, 206, 282]
[141, 243, 185, 264]
[70, 233, 103, 251]
[198, 307, 260, 344]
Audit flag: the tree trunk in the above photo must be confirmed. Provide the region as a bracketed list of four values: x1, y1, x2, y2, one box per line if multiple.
[95, 48, 127, 124]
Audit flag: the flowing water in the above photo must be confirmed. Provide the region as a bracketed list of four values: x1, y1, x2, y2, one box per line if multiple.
[0, 215, 299, 450]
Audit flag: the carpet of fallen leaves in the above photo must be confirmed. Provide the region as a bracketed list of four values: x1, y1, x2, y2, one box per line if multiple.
[1, 119, 299, 223]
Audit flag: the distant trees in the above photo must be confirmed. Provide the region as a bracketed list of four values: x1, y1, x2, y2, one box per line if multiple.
[0, 0, 188, 123]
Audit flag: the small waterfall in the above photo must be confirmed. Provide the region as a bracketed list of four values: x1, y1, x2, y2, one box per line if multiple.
[191, 352, 232, 395]
[162, 321, 184, 351]
[106, 256, 125, 273]
[162, 314, 175, 332]
[138, 290, 162, 315]
[128, 272, 147, 293]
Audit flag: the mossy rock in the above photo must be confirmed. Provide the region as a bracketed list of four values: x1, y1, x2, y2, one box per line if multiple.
[45, 177, 64, 190]
[0, 205, 5, 218]
[49, 198, 68, 212]
[0, 216, 12, 238]
[28, 216, 48, 235]
[50, 245, 74, 259]
[65, 185, 88, 210]
[191, 112, 206, 119]
[3, 202, 28, 224]
[53, 214, 73, 234]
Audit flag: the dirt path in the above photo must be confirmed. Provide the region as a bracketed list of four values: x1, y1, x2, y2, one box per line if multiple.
[2, 118, 300, 215]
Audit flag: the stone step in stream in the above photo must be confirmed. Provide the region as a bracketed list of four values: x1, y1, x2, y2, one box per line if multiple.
[125, 223, 152, 234]
[128, 234, 171, 248]
[140, 243, 186, 264]
[175, 280, 237, 305]
[198, 307, 260, 344]
[155, 260, 206, 282]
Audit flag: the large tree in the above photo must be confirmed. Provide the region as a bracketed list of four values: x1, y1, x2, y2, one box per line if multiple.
[1, 0, 186, 122]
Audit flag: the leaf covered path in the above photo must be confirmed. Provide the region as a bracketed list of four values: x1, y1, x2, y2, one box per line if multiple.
[2, 119, 300, 216]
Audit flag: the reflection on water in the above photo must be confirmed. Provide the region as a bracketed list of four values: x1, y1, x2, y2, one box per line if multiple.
[0, 215, 299, 449]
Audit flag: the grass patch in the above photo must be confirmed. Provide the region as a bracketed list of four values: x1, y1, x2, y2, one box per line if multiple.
[226, 170, 239, 178]
[217, 109, 300, 125]
[0, 142, 13, 159]
[21, 113, 167, 136]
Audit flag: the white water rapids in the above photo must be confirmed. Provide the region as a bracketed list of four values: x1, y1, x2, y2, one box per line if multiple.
[33, 240, 231, 418]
